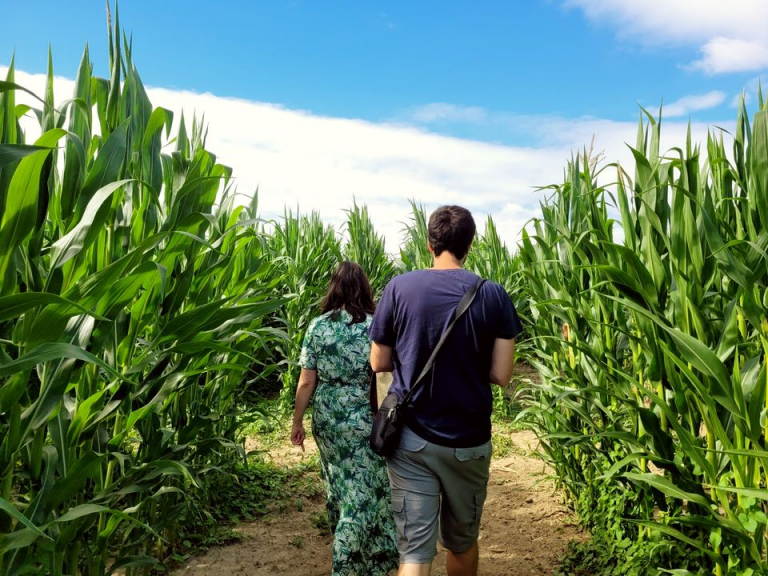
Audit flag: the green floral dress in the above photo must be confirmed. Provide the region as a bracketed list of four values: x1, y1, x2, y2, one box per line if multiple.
[300, 310, 398, 576]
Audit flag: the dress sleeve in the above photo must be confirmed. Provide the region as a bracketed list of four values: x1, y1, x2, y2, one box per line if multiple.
[300, 318, 319, 370]
[369, 281, 396, 346]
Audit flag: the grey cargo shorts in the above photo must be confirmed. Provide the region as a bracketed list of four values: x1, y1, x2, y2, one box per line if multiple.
[385, 426, 492, 564]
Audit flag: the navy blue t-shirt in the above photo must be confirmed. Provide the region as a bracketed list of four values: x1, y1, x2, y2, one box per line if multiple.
[369, 268, 523, 448]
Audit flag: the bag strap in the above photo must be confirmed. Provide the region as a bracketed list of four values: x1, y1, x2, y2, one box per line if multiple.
[368, 369, 379, 414]
[368, 276, 487, 413]
[401, 276, 486, 406]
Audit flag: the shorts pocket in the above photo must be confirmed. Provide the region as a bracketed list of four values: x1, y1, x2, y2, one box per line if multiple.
[455, 440, 492, 462]
[473, 490, 488, 524]
[391, 493, 405, 514]
[391, 493, 407, 547]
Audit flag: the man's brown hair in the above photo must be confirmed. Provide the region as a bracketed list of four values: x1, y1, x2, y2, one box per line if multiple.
[427, 205, 476, 260]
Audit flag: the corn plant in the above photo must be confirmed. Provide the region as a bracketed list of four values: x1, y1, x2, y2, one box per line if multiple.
[0, 14, 284, 575]
[398, 201, 433, 272]
[265, 209, 341, 409]
[343, 201, 396, 297]
[466, 215, 528, 347]
[518, 99, 768, 574]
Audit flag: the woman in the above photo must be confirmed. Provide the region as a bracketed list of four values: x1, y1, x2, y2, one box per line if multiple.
[291, 261, 398, 576]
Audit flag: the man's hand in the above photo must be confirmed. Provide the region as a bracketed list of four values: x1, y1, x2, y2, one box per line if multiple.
[371, 341, 395, 372]
[490, 338, 516, 387]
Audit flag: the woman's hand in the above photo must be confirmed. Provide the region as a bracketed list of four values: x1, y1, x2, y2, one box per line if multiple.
[291, 423, 306, 452]
[292, 369, 316, 453]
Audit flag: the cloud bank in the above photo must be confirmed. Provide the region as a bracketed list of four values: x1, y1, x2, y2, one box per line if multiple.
[565, 0, 768, 75]
[664, 91, 726, 117]
[4, 66, 728, 251]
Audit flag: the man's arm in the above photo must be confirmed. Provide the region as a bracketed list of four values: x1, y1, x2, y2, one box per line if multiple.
[369, 281, 396, 373]
[490, 337, 516, 387]
[370, 342, 394, 373]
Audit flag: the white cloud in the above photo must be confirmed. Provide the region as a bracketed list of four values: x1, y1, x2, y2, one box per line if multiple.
[406, 103, 489, 124]
[403, 101, 722, 140]
[565, 0, 768, 75]
[2, 66, 731, 253]
[692, 38, 768, 75]
[663, 90, 726, 117]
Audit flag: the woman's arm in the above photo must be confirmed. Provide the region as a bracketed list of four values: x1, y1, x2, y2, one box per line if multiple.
[291, 368, 318, 451]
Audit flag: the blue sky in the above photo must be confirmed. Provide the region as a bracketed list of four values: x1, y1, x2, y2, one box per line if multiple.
[3, 1, 761, 134]
[3, 1, 768, 247]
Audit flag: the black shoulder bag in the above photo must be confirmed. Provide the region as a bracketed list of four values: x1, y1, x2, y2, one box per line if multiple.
[369, 277, 486, 457]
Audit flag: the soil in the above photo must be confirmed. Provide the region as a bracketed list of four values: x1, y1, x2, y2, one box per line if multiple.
[173, 426, 584, 576]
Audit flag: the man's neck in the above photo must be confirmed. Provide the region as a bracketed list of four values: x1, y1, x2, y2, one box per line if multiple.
[431, 252, 464, 270]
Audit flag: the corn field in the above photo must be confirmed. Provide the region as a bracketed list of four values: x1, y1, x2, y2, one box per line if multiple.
[0, 18, 522, 572]
[519, 101, 768, 574]
[4, 8, 768, 576]
[0, 15, 297, 574]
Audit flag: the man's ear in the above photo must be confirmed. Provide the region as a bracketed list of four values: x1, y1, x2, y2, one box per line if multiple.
[459, 239, 473, 265]
[427, 243, 434, 254]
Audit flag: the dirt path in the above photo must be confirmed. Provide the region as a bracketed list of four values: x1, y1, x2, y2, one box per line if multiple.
[173, 428, 583, 576]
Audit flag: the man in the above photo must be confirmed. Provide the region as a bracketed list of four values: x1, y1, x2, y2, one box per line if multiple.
[369, 205, 522, 576]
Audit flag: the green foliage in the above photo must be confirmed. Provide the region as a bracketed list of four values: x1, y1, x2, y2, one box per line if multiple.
[554, 458, 707, 576]
[262, 204, 400, 407]
[0, 14, 286, 575]
[265, 209, 342, 409]
[555, 535, 703, 576]
[309, 510, 332, 535]
[343, 201, 396, 297]
[160, 455, 322, 572]
[398, 201, 433, 272]
[491, 385, 522, 422]
[267, 202, 402, 409]
[490, 423, 524, 459]
[519, 102, 768, 575]
[6, 32, 538, 570]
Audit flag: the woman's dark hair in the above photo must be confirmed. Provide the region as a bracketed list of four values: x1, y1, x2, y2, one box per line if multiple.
[321, 261, 376, 324]
[428, 205, 476, 260]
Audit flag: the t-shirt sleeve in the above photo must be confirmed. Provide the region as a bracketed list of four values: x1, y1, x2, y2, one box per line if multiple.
[494, 285, 523, 340]
[299, 318, 318, 370]
[369, 281, 396, 346]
